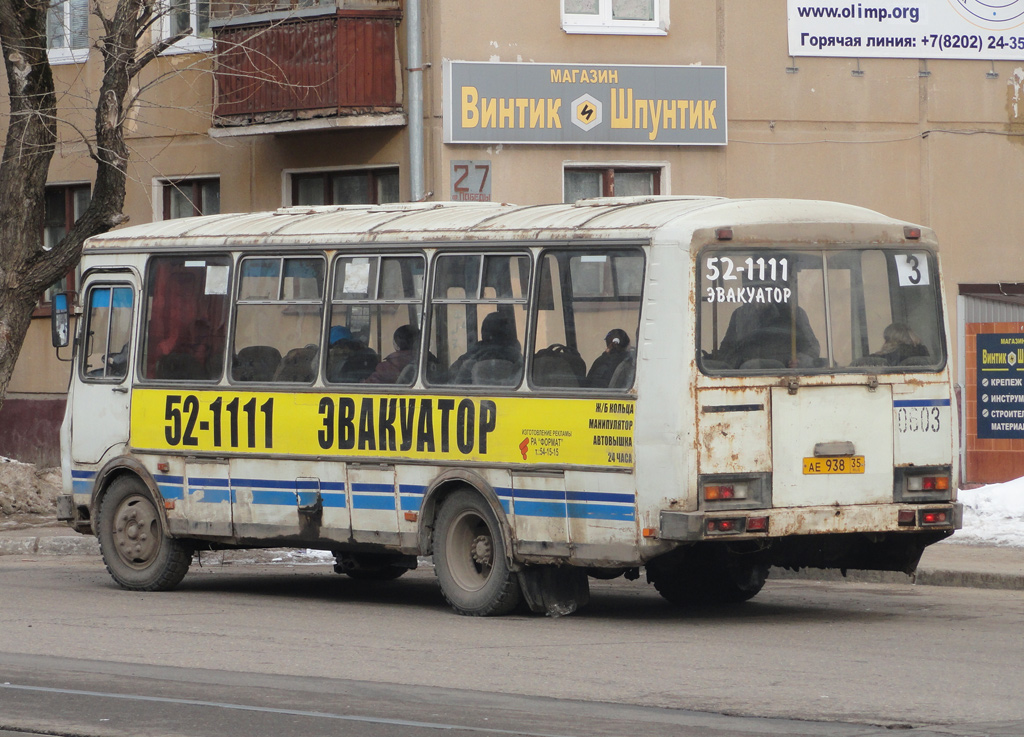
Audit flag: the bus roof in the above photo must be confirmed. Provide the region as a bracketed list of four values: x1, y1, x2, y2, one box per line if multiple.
[82, 197, 926, 251]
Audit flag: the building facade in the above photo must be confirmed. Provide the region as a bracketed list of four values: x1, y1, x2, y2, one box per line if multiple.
[4, 0, 1024, 481]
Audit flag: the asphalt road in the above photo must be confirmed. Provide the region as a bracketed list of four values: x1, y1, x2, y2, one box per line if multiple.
[1, 555, 1022, 737]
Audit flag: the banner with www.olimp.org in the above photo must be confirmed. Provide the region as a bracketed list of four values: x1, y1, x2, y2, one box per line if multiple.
[443, 60, 727, 146]
[788, 0, 1024, 60]
[129, 389, 636, 468]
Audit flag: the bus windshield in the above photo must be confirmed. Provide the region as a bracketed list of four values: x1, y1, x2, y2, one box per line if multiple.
[698, 247, 945, 374]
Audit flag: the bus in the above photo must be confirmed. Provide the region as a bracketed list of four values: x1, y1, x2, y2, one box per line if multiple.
[53, 197, 961, 616]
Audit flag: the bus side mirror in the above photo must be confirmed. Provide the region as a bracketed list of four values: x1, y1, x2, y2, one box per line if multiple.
[51, 293, 71, 348]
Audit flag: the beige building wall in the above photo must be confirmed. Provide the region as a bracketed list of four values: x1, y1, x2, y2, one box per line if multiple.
[8, 0, 1024, 401]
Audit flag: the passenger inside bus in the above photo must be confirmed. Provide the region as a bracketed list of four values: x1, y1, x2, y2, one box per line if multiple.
[448, 312, 523, 385]
[364, 324, 419, 384]
[585, 329, 634, 388]
[871, 322, 930, 366]
[717, 300, 820, 370]
[326, 325, 379, 383]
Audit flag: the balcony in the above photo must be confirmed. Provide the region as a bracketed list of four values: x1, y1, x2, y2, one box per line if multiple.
[210, 0, 405, 136]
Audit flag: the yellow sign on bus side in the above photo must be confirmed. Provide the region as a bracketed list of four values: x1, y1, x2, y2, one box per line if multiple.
[130, 389, 635, 468]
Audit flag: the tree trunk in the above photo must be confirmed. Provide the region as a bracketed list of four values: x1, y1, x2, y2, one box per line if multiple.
[0, 0, 161, 416]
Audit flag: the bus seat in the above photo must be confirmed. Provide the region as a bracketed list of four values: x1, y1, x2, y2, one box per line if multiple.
[532, 344, 585, 387]
[609, 355, 636, 388]
[334, 349, 379, 383]
[900, 355, 933, 366]
[156, 353, 204, 380]
[739, 358, 785, 370]
[471, 359, 521, 386]
[275, 345, 318, 383]
[701, 358, 730, 371]
[396, 363, 417, 384]
[849, 356, 889, 367]
[232, 345, 281, 382]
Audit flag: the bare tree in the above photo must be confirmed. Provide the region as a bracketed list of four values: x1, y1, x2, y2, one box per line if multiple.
[0, 0, 189, 413]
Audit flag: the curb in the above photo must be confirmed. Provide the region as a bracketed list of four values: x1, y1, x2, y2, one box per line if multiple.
[771, 565, 1024, 591]
[0, 535, 100, 557]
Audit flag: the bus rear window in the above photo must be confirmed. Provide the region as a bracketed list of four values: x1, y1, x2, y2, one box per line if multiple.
[699, 248, 945, 374]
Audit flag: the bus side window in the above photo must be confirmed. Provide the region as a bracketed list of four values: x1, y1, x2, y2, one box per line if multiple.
[429, 254, 529, 388]
[327, 255, 425, 385]
[531, 249, 643, 390]
[231, 256, 325, 384]
[141, 257, 231, 381]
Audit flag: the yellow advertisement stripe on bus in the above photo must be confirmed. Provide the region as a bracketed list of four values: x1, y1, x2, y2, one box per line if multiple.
[130, 389, 636, 468]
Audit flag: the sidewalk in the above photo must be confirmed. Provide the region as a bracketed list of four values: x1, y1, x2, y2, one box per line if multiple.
[2, 523, 1022, 590]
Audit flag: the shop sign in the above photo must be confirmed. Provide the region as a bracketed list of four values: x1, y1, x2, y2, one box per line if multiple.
[443, 61, 727, 146]
[977, 333, 1024, 439]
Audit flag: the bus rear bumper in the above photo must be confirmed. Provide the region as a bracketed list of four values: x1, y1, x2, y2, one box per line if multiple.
[660, 502, 963, 543]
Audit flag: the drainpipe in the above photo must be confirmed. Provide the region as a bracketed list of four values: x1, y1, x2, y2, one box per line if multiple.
[407, 0, 425, 201]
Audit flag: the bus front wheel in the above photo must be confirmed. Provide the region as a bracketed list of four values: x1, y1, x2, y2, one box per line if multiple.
[433, 490, 522, 616]
[97, 476, 191, 592]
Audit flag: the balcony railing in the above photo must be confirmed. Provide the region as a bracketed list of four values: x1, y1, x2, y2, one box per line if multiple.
[211, 3, 403, 128]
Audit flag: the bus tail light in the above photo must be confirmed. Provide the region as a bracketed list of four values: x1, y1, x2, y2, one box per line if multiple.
[920, 509, 951, 526]
[907, 475, 950, 491]
[706, 518, 744, 534]
[903, 226, 922, 239]
[898, 509, 916, 526]
[704, 483, 748, 501]
[746, 516, 769, 532]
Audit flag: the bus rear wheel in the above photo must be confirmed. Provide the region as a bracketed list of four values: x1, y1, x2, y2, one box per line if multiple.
[649, 546, 769, 607]
[97, 476, 191, 592]
[433, 489, 521, 616]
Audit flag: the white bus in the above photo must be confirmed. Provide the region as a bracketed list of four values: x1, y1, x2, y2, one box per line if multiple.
[53, 197, 961, 616]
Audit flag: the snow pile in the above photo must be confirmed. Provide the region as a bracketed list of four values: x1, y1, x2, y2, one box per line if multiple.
[952, 478, 1024, 548]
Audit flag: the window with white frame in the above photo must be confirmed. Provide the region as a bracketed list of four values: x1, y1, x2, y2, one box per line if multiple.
[47, 0, 89, 64]
[160, 0, 212, 54]
[563, 166, 661, 202]
[561, 0, 666, 35]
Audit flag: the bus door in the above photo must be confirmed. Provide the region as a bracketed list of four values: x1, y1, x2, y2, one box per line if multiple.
[71, 276, 137, 465]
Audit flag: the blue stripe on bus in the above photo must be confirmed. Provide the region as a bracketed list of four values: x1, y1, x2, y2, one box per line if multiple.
[251, 490, 296, 506]
[76, 468, 632, 521]
[159, 485, 184, 500]
[351, 482, 394, 494]
[322, 492, 347, 509]
[352, 495, 397, 511]
[513, 500, 567, 519]
[398, 484, 427, 512]
[567, 502, 635, 521]
[894, 399, 951, 407]
[71, 469, 96, 495]
[189, 476, 231, 487]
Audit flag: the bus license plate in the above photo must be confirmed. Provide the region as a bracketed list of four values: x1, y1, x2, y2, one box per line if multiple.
[802, 456, 865, 474]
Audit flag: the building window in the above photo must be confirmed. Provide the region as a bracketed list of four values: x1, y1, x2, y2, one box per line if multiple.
[47, 0, 90, 64]
[561, 0, 666, 35]
[563, 167, 661, 202]
[161, 178, 220, 219]
[292, 168, 400, 206]
[161, 0, 213, 54]
[43, 184, 91, 304]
